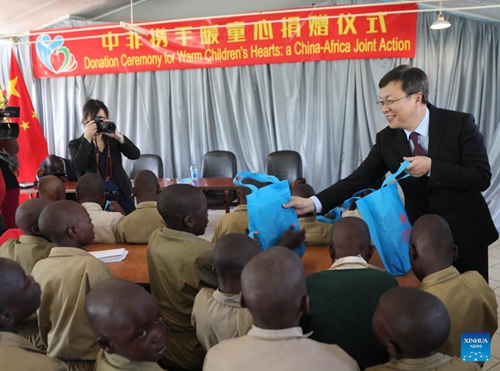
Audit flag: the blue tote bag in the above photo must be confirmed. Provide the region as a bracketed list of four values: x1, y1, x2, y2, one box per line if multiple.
[233, 171, 306, 257]
[355, 161, 412, 276]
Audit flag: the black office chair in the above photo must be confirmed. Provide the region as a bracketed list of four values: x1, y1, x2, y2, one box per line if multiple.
[265, 150, 303, 187]
[201, 150, 237, 212]
[130, 154, 164, 179]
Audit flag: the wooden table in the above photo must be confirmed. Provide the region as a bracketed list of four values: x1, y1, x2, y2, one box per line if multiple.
[21, 177, 239, 213]
[86, 243, 420, 288]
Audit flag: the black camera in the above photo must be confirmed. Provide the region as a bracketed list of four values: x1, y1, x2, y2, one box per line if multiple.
[94, 116, 116, 134]
[0, 106, 20, 139]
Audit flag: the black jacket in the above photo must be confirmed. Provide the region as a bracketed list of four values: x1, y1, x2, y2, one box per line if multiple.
[69, 135, 140, 197]
[316, 103, 498, 257]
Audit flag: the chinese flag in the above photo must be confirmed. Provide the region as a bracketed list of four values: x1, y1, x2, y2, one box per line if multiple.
[7, 50, 48, 182]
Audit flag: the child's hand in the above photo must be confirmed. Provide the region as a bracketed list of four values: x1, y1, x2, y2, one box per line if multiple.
[279, 225, 305, 250]
[36, 168, 46, 178]
[108, 201, 125, 215]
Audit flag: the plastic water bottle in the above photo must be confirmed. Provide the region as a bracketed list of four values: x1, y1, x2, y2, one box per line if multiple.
[190, 161, 198, 181]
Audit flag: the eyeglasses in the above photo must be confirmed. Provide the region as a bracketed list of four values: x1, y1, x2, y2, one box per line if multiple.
[375, 93, 416, 109]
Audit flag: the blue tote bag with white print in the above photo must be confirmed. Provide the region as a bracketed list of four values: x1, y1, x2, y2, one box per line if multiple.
[355, 161, 412, 276]
[233, 171, 305, 258]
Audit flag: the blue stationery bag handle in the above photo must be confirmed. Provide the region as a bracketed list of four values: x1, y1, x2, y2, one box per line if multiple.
[341, 188, 376, 209]
[233, 171, 281, 192]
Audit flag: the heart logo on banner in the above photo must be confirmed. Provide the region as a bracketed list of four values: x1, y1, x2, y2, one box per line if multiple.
[36, 34, 78, 74]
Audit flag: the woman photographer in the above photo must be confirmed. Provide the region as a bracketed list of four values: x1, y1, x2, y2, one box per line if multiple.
[69, 99, 140, 214]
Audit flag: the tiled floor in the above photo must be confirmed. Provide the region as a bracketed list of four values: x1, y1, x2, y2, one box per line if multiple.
[204, 209, 500, 368]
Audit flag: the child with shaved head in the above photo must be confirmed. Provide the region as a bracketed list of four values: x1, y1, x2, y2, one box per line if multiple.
[148, 184, 218, 370]
[291, 184, 332, 245]
[76, 173, 124, 243]
[409, 214, 497, 358]
[0, 258, 67, 370]
[204, 246, 359, 371]
[38, 175, 66, 202]
[0, 198, 53, 349]
[303, 217, 398, 370]
[116, 170, 165, 244]
[85, 278, 167, 370]
[367, 287, 480, 370]
[32, 200, 113, 371]
[0, 198, 53, 275]
[192, 233, 259, 351]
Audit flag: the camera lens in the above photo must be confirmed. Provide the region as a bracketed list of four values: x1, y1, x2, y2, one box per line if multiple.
[104, 122, 116, 134]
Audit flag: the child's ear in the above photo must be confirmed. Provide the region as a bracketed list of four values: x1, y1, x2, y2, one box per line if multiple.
[97, 337, 114, 354]
[409, 243, 418, 261]
[183, 215, 194, 228]
[366, 245, 374, 262]
[76, 192, 81, 203]
[0, 310, 14, 327]
[328, 244, 335, 261]
[386, 340, 399, 360]
[31, 225, 41, 235]
[452, 245, 458, 262]
[132, 187, 137, 198]
[212, 266, 218, 278]
[67, 225, 78, 239]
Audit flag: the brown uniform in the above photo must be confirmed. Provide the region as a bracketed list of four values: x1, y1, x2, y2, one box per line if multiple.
[0, 331, 67, 371]
[203, 326, 359, 371]
[32, 247, 113, 369]
[94, 349, 164, 371]
[366, 353, 481, 370]
[116, 201, 165, 244]
[148, 227, 218, 370]
[421, 266, 498, 357]
[191, 288, 253, 351]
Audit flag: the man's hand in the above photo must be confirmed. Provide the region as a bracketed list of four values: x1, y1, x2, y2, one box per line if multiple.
[283, 196, 315, 215]
[280, 225, 306, 250]
[403, 156, 432, 178]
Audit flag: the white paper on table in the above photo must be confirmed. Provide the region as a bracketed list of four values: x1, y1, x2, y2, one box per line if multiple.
[89, 248, 128, 263]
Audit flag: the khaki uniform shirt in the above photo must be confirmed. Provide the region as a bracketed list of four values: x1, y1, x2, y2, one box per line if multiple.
[421, 266, 498, 357]
[32, 247, 113, 361]
[0, 331, 67, 371]
[82, 202, 124, 243]
[204, 326, 359, 371]
[148, 227, 218, 332]
[192, 288, 253, 351]
[0, 235, 54, 275]
[365, 353, 481, 370]
[94, 349, 164, 371]
[116, 201, 165, 244]
[298, 216, 332, 245]
[211, 205, 248, 243]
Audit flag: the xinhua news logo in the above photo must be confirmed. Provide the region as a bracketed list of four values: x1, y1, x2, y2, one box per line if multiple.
[461, 332, 490, 362]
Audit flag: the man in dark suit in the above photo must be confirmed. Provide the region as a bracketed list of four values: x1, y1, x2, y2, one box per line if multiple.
[285, 65, 497, 281]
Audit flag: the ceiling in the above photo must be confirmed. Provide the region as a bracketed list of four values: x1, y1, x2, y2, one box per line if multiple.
[1, 0, 499, 38]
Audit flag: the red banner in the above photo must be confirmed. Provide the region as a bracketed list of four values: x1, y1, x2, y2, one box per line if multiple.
[30, 3, 417, 78]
